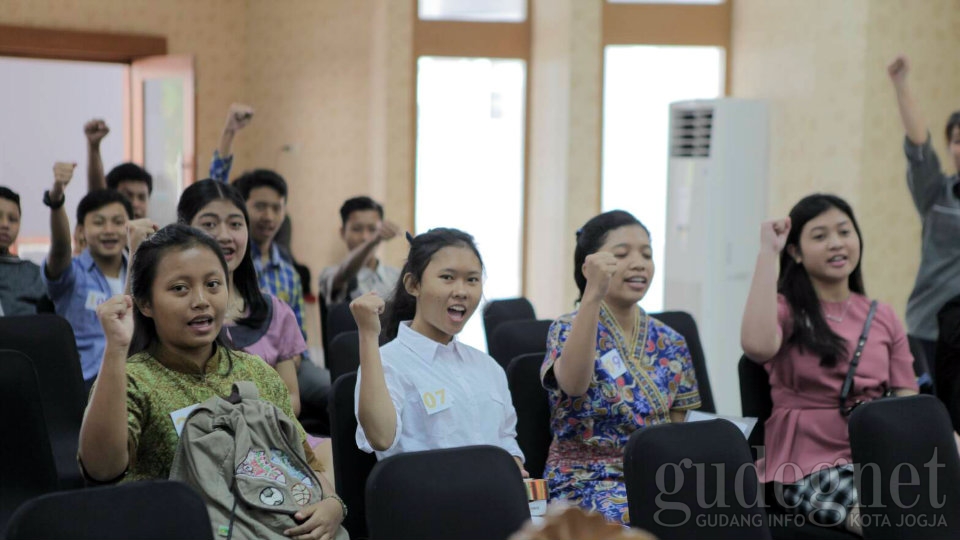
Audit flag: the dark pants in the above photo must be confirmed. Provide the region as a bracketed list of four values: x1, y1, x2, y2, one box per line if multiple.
[297, 359, 332, 436]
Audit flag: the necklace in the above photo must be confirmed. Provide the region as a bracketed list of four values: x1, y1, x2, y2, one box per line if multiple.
[823, 299, 852, 323]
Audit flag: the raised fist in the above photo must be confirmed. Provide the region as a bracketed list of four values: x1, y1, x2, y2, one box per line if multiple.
[84, 119, 110, 145]
[350, 292, 385, 335]
[582, 252, 618, 303]
[224, 103, 254, 133]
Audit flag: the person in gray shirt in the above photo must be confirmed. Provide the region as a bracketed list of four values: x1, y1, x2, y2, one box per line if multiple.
[888, 55, 960, 371]
[0, 186, 46, 316]
[318, 196, 401, 305]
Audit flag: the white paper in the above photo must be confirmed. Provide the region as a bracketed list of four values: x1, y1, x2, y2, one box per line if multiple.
[685, 410, 758, 439]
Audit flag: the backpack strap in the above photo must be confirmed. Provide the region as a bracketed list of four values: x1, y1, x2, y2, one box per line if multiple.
[228, 381, 260, 404]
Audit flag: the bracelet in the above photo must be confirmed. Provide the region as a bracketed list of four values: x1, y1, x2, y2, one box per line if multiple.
[43, 190, 65, 210]
[324, 493, 348, 519]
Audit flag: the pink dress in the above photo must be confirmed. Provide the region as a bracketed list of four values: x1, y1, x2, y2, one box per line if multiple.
[756, 294, 918, 484]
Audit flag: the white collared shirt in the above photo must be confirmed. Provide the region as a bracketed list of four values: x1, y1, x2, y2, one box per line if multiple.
[355, 321, 524, 462]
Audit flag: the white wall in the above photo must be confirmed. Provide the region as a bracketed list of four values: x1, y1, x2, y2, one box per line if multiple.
[0, 56, 125, 264]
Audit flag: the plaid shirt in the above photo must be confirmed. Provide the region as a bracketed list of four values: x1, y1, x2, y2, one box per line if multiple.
[252, 242, 307, 337]
[210, 151, 306, 337]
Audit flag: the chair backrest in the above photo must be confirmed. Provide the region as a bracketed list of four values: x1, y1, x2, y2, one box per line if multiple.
[328, 331, 361, 384]
[507, 352, 551, 479]
[651, 311, 715, 413]
[738, 355, 772, 458]
[0, 349, 59, 533]
[936, 295, 960, 432]
[5, 480, 212, 540]
[489, 319, 552, 370]
[0, 315, 85, 489]
[849, 395, 960, 539]
[483, 297, 536, 349]
[366, 445, 530, 540]
[328, 372, 377, 539]
[326, 302, 359, 346]
[624, 420, 771, 539]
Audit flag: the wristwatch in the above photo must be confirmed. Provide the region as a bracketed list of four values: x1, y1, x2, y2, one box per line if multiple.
[43, 190, 65, 209]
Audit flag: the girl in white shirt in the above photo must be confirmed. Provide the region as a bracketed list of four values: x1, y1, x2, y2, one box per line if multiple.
[351, 228, 527, 476]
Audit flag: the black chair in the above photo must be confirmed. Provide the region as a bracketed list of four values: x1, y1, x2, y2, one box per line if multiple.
[0, 315, 85, 489]
[5, 480, 212, 539]
[507, 352, 551, 479]
[936, 295, 960, 431]
[624, 419, 771, 539]
[489, 319, 553, 370]
[329, 331, 361, 384]
[739, 355, 773, 459]
[0, 349, 59, 533]
[329, 372, 377, 539]
[483, 297, 536, 350]
[652, 310, 716, 413]
[366, 445, 529, 540]
[849, 395, 960, 540]
[326, 302, 359, 346]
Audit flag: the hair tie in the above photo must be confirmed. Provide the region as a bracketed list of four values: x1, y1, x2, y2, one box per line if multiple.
[405, 231, 415, 244]
[575, 228, 583, 237]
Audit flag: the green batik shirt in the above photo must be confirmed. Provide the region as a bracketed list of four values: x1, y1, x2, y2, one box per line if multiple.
[104, 346, 309, 482]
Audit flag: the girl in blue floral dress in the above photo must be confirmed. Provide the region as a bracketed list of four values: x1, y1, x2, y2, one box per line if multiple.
[540, 210, 701, 524]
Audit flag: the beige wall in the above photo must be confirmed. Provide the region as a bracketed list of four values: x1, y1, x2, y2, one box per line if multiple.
[732, 0, 960, 319]
[240, 0, 413, 278]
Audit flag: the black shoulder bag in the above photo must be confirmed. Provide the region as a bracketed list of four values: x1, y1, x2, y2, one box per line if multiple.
[840, 300, 887, 417]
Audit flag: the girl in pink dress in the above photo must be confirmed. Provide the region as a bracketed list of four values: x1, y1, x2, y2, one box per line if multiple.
[741, 194, 919, 535]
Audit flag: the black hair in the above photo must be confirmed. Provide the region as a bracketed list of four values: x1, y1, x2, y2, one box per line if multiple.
[778, 194, 866, 368]
[946, 111, 960, 144]
[232, 169, 288, 200]
[573, 210, 649, 301]
[339, 196, 384, 226]
[77, 189, 134, 224]
[177, 179, 269, 328]
[0, 186, 21, 214]
[106, 163, 153, 194]
[128, 224, 234, 365]
[382, 228, 484, 342]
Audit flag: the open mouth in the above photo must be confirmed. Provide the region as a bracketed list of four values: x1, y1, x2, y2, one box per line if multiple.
[447, 304, 467, 323]
[187, 315, 215, 333]
[625, 276, 649, 289]
[100, 238, 120, 249]
[221, 246, 236, 259]
[827, 255, 848, 267]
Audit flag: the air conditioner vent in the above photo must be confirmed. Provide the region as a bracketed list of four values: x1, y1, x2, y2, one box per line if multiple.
[670, 107, 713, 158]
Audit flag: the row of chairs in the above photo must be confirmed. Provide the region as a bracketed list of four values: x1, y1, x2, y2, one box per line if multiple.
[7, 393, 957, 540]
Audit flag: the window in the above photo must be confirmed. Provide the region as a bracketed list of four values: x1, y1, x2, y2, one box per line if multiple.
[601, 45, 724, 312]
[419, 0, 526, 22]
[415, 57, 526, 350]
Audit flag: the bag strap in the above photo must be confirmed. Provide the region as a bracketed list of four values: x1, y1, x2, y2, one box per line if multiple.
[839, 300, 878, 411]
[228, 381, 260, 404]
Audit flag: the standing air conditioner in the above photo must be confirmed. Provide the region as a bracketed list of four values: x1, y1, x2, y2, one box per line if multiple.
[663, 98, 769, 416]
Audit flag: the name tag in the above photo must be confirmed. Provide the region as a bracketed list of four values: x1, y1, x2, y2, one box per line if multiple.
[85, 290, 108, 311]
[418, 387, 452, 415]
[600, 349, 628, 378]
[170, 404, 200, 436]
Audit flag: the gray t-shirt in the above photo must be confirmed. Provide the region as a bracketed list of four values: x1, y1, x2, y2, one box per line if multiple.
[0, 255, 45, 316]
[904, 135, 960, 341]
